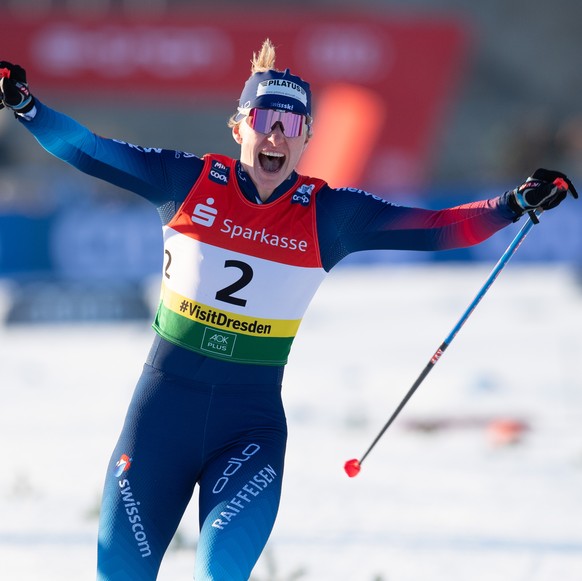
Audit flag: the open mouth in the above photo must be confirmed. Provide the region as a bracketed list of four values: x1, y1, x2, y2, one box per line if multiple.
[258, 151, 285, 173]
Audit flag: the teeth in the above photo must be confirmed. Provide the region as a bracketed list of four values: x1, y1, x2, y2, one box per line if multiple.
[261, 151, 284, 158]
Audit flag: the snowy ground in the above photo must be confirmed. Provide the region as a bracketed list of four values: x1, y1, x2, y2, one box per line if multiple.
[1, 264, 582, 581]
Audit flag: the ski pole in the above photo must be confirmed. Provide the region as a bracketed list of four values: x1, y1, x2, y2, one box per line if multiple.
[344, 209, 541, 478]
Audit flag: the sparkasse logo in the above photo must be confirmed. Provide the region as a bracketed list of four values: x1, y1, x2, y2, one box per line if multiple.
[192, 197, 218, 227]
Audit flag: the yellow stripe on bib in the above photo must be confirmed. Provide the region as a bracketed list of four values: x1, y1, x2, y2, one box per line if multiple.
[162, 285, 301, 338]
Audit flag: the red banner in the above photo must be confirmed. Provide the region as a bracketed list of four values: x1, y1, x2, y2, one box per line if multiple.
[3, 11, 468, 190]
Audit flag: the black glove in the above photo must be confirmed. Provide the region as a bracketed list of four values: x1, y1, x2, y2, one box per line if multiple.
[0, 61, 35, 114]
[508, 168, 579, 216]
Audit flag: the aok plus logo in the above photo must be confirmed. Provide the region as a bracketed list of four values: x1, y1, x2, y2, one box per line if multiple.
[201, 327, 236, 357]
[192, 197, 218, 227]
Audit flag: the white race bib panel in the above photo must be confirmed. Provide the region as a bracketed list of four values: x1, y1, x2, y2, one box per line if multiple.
[153, 154, 328, 365]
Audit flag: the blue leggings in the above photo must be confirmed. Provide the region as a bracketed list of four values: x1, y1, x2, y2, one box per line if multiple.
[97, 360, 287, 580]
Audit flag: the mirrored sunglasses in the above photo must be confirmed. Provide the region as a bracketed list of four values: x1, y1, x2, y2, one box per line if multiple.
[247, 108, 306, 138]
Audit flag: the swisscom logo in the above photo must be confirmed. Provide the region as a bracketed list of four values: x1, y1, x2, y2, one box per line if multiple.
[114, 454, 132, 477]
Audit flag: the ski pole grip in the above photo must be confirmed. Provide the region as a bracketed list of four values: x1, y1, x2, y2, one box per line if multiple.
[527, 210, 539, 224]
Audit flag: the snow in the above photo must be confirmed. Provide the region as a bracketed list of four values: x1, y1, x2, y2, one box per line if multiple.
[1, 264, 582, 580]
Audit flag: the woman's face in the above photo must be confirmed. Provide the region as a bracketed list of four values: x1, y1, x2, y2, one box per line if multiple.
[233, 113, 309, 202]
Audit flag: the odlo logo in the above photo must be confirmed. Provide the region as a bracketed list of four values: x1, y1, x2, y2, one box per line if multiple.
[291, 183, 315, 206]
[192, 197, 218, 227]
[212, 443, 261, 494]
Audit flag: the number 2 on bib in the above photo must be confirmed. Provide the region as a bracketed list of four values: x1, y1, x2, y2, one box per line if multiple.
[215, 260, 254, 307]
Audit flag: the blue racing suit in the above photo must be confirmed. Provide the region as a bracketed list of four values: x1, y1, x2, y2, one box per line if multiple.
[19, 101, 518, 580]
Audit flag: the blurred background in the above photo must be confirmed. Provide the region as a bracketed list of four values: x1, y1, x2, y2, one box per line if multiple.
[1, 2, 582, 580]
[1, 0, 582, 319]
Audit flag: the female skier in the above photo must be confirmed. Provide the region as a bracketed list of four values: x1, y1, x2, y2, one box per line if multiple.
[0, 39, 577, 580]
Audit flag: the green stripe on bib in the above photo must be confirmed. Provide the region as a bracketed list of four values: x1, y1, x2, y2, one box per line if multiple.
[153, 304, 295, 365]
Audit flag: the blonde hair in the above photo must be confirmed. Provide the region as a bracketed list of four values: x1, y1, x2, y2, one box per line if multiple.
[250, 38, 278, 73]
[228, 39, 278, 128]
[228, 39, 312, 137]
